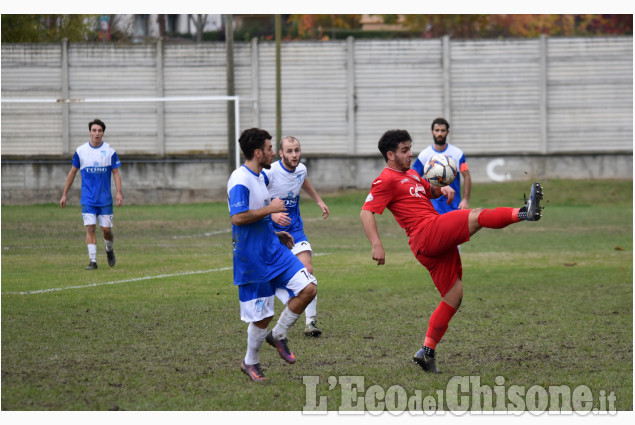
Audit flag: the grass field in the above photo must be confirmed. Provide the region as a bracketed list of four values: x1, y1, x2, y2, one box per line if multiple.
[1, 179, 632, 412]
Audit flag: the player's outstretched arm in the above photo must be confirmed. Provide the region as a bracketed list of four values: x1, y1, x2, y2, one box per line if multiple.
[302, 178, 329, 219]
[60, 166, 78, 208]
[360, 209, 385, 265]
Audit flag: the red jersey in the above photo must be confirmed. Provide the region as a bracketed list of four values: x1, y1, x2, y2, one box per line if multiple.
[362, 167, 439, 237]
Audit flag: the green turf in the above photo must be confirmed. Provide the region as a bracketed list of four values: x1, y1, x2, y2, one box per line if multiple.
[1, 179, 632, 411]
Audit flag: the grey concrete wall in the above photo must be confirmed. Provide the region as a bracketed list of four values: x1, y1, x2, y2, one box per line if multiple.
[1, 154, 631, 205]
[2, 37, 633, 157]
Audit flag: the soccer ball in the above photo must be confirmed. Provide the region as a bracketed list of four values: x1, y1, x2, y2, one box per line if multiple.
[424, 154, 458, 187]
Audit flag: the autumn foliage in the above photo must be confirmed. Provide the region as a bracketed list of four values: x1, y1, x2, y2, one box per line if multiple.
[287, 14, 632, 40]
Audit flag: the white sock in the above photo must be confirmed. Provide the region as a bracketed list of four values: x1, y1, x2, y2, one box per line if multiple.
[87, 244, 97, 262]
[305, 296, 317, 324]
[104, 239, 114, 252]
[272, 307, 300, 340]
[245, 323, 267, 365]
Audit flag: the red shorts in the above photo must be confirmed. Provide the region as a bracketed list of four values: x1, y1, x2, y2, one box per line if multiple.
[409, 209, 471, 297]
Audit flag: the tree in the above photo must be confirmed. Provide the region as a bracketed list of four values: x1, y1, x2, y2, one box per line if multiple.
[287, 14, 362, 39]
[1, 14, 98, 42]
[399, 14, 632, 38]
[189, 14, 208, 42]
[157, 14, 166, 39]
[401, 15, 490, 38]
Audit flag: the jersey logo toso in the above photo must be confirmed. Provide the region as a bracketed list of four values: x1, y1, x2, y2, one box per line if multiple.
[85, 167, 109, 174]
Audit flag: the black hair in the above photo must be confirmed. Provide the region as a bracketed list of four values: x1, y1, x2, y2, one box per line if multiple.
[378, 129, 411, 162]
[431, 117, 449, 131]
[238, 128, 272, 160]
[89, 118, 106, 132]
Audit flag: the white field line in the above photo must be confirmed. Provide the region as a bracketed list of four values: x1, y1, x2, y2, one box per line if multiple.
[171, 229, 232, 239]
[3, 267, 233, 296]
[3, 252, 330, 296]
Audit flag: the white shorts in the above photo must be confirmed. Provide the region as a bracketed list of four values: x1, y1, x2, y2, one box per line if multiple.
[239, 267, 317, 323]
[291, 240, 312, 256]
[82, 213, 114, 228]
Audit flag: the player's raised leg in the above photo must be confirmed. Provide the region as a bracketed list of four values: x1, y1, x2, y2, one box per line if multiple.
[414, 182, 543, 373]
[267, 266, 317, 363]
[468, 182, 543, 235]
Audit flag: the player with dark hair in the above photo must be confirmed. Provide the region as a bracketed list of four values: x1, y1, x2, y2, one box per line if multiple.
[361, 129, 542, 373]
[263, 136, 330, 337]
[412, 118, 471, 214]
[228, 127, 318, 382]
[60, 118, 122, 270]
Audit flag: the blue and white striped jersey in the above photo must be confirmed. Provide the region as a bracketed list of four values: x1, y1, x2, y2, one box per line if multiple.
[227, 165, 298, 286]
[72, 141, 121, 207]
[412, 143, 467, 214]
[262, 160, 308, 243]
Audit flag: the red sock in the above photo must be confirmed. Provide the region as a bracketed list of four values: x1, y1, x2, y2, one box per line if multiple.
[477, 208, 520, 229]
[424, 300, 457, 349]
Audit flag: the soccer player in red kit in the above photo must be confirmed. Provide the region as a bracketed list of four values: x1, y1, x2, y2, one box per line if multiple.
[360, 129, 542, 373]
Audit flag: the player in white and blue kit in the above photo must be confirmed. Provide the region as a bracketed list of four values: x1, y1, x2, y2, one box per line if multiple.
[228, 128, 317, 382]
[60, 119, 122, 270]
[412, 118, 472, 214]
[262, 136, 330, 337]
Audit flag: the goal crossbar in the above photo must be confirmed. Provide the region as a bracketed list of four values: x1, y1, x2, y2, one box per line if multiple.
[1, 95, 243, 170]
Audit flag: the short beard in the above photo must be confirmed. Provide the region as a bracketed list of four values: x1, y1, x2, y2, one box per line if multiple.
[433, 136, 447, 146]
[281, 155, 297, 170]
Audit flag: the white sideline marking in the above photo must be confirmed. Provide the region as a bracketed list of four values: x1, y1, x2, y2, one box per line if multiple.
[172, 229, 231, 239]
[3, 267, 233, 295]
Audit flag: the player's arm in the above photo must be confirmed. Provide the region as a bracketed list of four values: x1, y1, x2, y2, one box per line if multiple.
[458, 168, 471, 210]
[112, 167, 123, 207]
[276, 231, 294, 249]
[302, 177, 329, 219]
[429, 184, 456, 204]
[60, 166, 79, 208]
[360, 209, 385, 266]
[231, 198, 287, 226]
[271, 211, 291, 227]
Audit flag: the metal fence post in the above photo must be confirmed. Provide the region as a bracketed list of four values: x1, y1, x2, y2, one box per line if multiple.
[62, 38, 70, 155]
[347, 36, 356, 155]
[442, 35, 451, 122]
[156, 38, 165, 156]
[251, 37, 260, 128]
[539, 34, 549, 154]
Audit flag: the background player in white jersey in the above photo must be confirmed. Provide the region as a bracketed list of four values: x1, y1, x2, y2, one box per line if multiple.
[60, 119, 122, 270]
[262, 136, 330, 337]
[228, 128, 317, 382]
[412, 118, 471, 214]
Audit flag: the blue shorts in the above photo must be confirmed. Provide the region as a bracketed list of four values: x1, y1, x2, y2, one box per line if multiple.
[81, 205, 114, 227]
[237, 259, 317, 323]
[82, 205, 114, 216]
